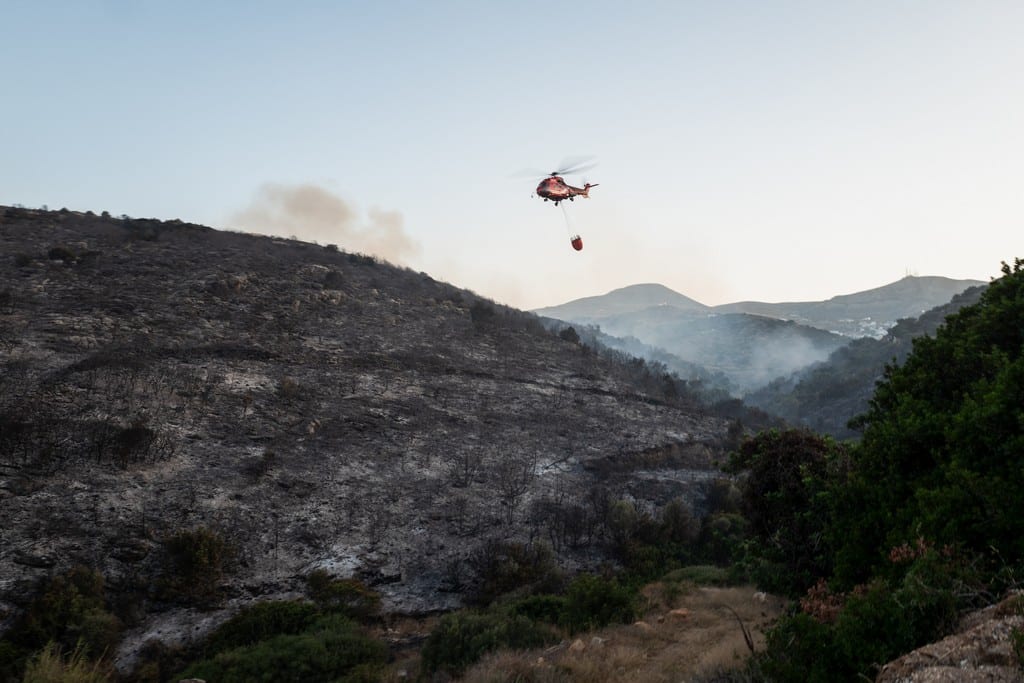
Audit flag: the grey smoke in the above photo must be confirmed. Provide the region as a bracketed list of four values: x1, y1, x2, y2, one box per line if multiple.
[230, 183, 421, 264]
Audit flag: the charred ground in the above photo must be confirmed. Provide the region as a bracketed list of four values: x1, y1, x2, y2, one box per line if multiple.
[0, 207, 760, 671]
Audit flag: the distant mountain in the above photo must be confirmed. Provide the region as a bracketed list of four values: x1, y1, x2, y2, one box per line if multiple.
[744, 284, 988, 439]
[714, 275, 987, 338]
[533, 283, 709, 321]
[534, 276, 986, 392]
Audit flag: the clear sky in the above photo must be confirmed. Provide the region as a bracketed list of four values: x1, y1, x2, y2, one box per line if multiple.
[3, 1, 1022, 309]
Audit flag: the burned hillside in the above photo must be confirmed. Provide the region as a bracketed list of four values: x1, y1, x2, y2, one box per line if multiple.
[0, 206, 740, 667]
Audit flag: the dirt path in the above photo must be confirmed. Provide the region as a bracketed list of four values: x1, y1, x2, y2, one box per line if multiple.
[456, 584, 787, 682]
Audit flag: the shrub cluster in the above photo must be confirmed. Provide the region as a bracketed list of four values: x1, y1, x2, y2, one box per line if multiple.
[20, 641, 112, 683]
[420, 611, 556, 677]
[167, 573, 388, 681]
[468, 540, 563, 605]
[421, 572, 639, 676]
[0, 567, 121, 681]
[724, 260, 1024, 681]
[762, 560, 961, 682]
[178, 612, 386, 683]
[305, 570, 380, 620]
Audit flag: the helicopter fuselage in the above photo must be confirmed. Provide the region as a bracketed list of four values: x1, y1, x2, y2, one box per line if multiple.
[536, 176, 597, 205]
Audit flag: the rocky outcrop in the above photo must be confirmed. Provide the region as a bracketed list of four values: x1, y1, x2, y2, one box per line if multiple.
[877, 593, 1024, 683]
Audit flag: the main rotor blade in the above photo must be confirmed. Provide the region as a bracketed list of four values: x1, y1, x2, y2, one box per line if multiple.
[554, 155, 598, 176]
[512, 156, 599, 179]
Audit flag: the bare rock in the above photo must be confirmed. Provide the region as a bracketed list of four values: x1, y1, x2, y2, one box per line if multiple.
[876, 593, 1024, 683]
[11, 549, 56, 568]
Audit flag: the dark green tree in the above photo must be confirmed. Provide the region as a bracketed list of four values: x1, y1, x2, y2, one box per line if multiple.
[725, 428, 847, 595]
[834, 259, 1024, 584]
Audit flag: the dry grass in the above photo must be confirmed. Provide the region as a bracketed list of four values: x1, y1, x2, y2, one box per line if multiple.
[22, 642, 113, 683]
[458, 584, 785, 683]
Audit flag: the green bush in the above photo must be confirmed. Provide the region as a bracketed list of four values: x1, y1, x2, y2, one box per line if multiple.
[660, 497, 700, 545]
[607, 497, 702, 579]
[725, 428, 844, 596]
[663, 565, 732, 587]
[696, 512, 749, 567]
[17, 567, 121, 658]
[761, 612, 838, 683]
[469, 540, 563, 605]
[830, 581, 918, 679]
[617, 539, 686, 580]
[762, 569, 963, 682]
[202, 600, 321, 656]
[178, 613, 386, 683]
[507, 594, 567, 624]
[559, 574, 638, 633]
[0, 567, 123, 681]
[305, 571, 380, 621]
[892, 551, 964, 640]
[606, 499, 640, 548]
[420, 611, 557, 676]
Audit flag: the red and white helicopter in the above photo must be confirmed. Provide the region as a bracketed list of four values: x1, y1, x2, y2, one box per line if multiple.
[533, 160, 599, 206]
[527, 159, 599, 251]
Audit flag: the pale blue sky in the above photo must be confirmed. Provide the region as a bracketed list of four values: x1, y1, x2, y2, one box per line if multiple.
[3, 1, 1022, 308]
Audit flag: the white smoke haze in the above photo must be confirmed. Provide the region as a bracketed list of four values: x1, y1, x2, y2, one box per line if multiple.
[747, 334, 832, 391]
[229, 183, 422, 265]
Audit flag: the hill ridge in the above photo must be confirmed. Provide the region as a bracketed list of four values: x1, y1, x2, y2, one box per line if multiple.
[0, 205, 743, 672]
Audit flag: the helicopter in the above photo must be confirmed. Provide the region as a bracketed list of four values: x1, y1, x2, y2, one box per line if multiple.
[533, 159, 599, 206]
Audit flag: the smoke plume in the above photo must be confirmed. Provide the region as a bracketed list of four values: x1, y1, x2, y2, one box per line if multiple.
[230, 183, 421, 264]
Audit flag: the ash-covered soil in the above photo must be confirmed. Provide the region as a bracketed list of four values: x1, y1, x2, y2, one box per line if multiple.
[0, 206, 738, 667]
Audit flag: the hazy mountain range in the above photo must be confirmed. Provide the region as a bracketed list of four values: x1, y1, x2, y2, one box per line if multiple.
[534, 277, 985, 392]
[744, 283, 987, 439]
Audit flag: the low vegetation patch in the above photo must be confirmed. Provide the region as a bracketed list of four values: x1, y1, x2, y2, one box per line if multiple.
[200, 600, 322, 657]
[459, 583, 784, 683]
[178, 613, 386, 683]
[662, 564, 732, 587]
[22, 642, 112, 683]
[0, 566, 120, 682]
[420, 610, 558, 677]
[305, 570, 380, 621]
